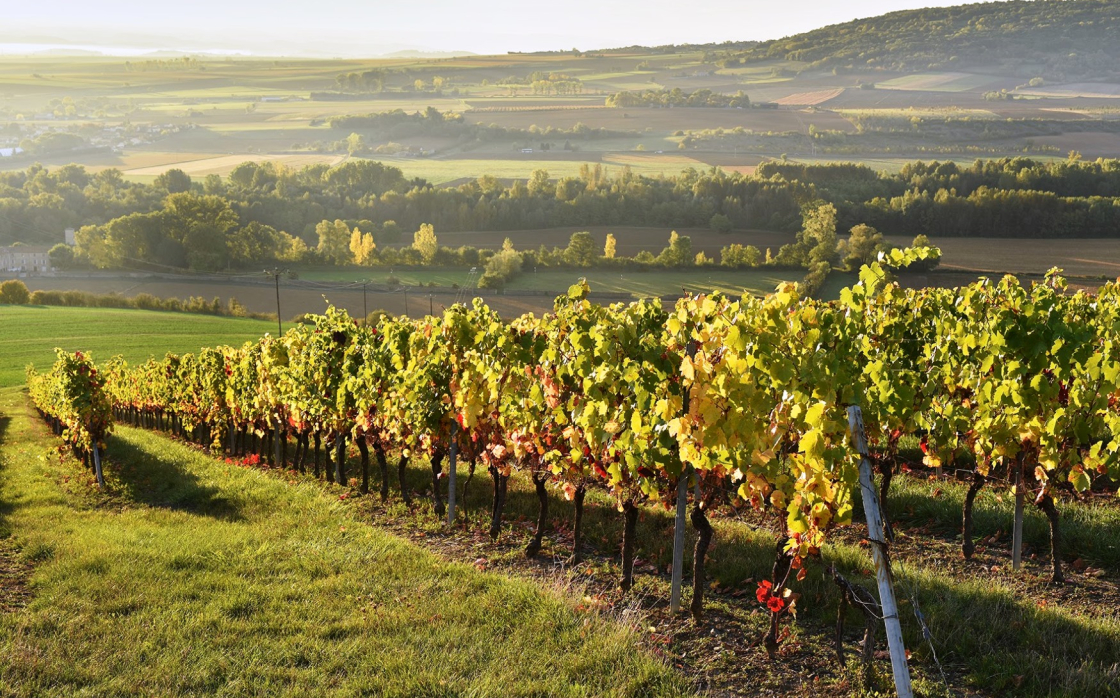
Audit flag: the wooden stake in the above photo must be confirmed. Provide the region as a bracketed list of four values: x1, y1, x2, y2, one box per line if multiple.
[92, 444, 105, 490]
[670, 340, 698, 614]
[447, 423, 458, 525]
[848, 406, 913, 698]
[669, 466, 690, 614]
[1013, 452, 1025, 571]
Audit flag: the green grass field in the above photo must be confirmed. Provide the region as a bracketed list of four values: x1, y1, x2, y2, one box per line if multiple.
[0, 388, 686, 696]
[0, 306, 276, 388]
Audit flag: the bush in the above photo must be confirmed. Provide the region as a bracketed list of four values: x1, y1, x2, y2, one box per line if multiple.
[0, 280, 31, 305]
[710, 213, 733, 234]
[477, 272, 505, 289]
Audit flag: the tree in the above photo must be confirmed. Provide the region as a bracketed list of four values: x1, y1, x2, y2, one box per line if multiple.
[908, 234, 941, 272]
[528, 169, 552, 197]
[774, 202, 837, 268]
[229, 222, 287, 267]
[805, 203, 838, 267]
[163, 193, 238, 271]
[658, 231, 692, 268]
[154, 168, 192, 193]
[48, 243, 75, 269]
[842, 224, 884, 270]
[316, 219, 351, 265]
[282, 236, 309, 263]
[345, 133, 367, 155]
[710, 213, 733, 234]
[350, 227, 377, 265]
[0, 280, 30, 305]
[603, 233, 617, 260]
[563, 231, 596, 267]
[412, 223, 438, 265]
[720, 243, 760, 268]
[481, 247, 523, 287]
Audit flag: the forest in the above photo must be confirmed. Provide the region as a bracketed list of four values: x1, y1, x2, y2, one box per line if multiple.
[668, 0, 1120, 80]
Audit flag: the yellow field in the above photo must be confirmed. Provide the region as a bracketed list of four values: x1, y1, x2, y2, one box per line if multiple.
[772, 88, 845, 106]
[875, 72, 1004, 92]
[123, 153, 346, 176]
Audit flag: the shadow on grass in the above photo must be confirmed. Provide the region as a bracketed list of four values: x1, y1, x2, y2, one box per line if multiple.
[0, 414, 14, 538]
[879, 476, 1120, 575]
[107, 434, 245, 522]
[173, 440, 1120, 697]
[367, 454, 1120, 697]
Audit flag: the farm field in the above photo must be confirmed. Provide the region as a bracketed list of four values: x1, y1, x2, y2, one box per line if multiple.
[874, 72, 1006, 92]
[0, 306, 275, 388]
[122, 153, 346, 176]
[5, 38, 1118, 188]
[508, 269, 799, 296]
[887, 236, 1120, 278]
[4, 264, 806, 325]
[297, 268, 804, 298]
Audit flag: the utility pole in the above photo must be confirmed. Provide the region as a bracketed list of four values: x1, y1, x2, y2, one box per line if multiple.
[264, 268, 295, 336]
[264, 268, 285, 336]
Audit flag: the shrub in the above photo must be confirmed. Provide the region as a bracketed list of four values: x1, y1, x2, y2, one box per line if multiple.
[0, 280, 31, 305]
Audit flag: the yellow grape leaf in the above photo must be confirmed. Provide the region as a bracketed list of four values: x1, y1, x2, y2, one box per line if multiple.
[680, 356, 695, 382]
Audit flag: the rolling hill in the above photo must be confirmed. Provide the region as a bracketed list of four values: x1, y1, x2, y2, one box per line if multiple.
[658, 1, 1120, 81]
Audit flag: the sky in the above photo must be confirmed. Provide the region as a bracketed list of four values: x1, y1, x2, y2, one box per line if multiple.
[7, 0, 1010, 56]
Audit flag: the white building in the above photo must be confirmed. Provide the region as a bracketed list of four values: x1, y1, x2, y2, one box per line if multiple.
[0, 246, 52, 273]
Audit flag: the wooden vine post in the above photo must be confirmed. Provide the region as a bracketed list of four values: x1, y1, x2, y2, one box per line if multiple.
[669, 466, 690, 614]
[669, 341, 697, 615]
[847, 405, 913, 698]
[1012, 452, 1025, 571]
[447, 422, 458, 525]
[92, 443, 105, 490]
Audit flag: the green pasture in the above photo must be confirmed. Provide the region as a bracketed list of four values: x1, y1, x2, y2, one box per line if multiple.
[0, 306, 276, 388]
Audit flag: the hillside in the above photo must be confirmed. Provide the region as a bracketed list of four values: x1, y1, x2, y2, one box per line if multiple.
[691, 1, 1120, 80]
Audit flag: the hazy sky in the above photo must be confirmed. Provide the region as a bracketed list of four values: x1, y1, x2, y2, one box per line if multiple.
[9, 0, 1008, 56]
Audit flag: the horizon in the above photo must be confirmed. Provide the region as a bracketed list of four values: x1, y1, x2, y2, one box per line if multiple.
[7, 0, 1013, 58]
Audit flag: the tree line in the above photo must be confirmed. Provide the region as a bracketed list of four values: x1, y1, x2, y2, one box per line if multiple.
[6, 155, 1120, 276]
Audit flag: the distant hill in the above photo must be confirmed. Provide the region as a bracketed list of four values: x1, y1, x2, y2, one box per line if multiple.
[383, 50, 477, 58]
[660, 1, 1120, 81]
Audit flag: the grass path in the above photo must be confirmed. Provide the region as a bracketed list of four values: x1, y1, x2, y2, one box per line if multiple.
[0, 387, 687, 697]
